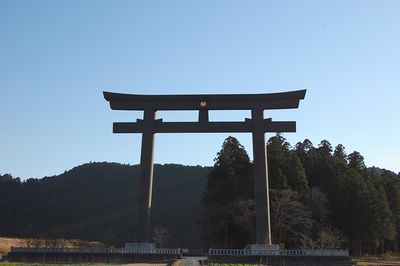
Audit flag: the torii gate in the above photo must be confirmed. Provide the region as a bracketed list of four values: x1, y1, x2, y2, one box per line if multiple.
[103, 89, 306, 246]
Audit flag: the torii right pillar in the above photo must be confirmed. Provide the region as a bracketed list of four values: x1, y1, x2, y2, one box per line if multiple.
[252, 107, 272, 246]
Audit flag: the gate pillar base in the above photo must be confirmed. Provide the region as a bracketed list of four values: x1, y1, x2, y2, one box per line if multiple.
[124, 243, 155, 250]
[245, 244, 280, 255]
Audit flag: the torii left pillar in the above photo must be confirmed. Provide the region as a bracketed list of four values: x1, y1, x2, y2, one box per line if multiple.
[136, 109, 156, 243]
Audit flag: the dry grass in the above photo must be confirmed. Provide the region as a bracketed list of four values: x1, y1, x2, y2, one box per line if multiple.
[356, 260, 400, 266]
[355, 254, 400, 265]
[0, 237, 26, 255]
[356, 262, 400, 265]
[0, 236, 105, 256]
[0, 263, 110, 266]
[0, 262, 167, 266]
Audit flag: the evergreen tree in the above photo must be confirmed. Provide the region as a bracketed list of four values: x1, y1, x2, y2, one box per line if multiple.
[348, 151, 366, 173]
[308, 140, 335, 189]
[294, 139, 317, 184]
[382, 174, 400, 252]
[285, 152, 309, 191]
[328, 166, 369, 255]
[202, 136, 253, 206]
[318, 140, 333, 160]
[201, 136, 253, 248]
[365, 181, 396, 246]
[333, 144, 347, 165]
[267, 134, 290, 189]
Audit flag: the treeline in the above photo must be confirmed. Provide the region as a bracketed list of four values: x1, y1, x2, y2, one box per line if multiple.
[201, 135, 400, 255]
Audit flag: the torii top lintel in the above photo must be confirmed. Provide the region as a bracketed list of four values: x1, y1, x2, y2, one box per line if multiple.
[103, 90, 306, 134]
[103, 89, 306, 111]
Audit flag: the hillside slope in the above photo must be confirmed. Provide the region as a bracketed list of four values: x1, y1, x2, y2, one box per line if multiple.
[0, 162, 210, 248]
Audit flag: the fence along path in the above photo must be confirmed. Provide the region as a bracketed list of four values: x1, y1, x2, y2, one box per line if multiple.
[11, 246, 348, 257]
[11, 247, 180, 254]
[208, 248, 348, 256]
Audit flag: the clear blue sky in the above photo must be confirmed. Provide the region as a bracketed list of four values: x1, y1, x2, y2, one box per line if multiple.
[1, 0, 399, 179]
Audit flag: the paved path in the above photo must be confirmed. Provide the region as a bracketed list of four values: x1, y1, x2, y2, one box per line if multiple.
[172, 258, 202, 266]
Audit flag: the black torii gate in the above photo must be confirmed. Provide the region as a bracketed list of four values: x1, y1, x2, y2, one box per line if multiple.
[103, 89, 306, 246]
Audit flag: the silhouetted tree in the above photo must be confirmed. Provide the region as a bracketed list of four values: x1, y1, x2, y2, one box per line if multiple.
[285, 152, 309, 191]
[333, 144, 347, 165]
[151, 227, 171, 248]
[267, 134, 290, 189]
[348, 151, 366, 173]
[201, 136, 253, 248]
[364, 180, 396, 253]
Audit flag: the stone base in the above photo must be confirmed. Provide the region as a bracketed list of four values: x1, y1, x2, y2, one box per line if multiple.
[246, 244, 280, 250]
[124, 243, 155, 250]
[244, 244, 280, 255]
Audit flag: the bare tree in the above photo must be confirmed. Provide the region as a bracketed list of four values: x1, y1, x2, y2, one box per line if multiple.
[76, 239, 87, 248]
[25, 238, 34, 247]
[56, 238, 68, 248]
[151, 227, 171, 248]
[31, 238, 45, 248]
[270, 189, 313, 248]
[298, 233, 319, 250]
[319, 226, 346, 250]
[44, 239, 58, 248]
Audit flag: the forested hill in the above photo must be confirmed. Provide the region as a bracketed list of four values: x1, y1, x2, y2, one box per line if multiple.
[0, 162, 210, 248]
[1, 136, 400, 254]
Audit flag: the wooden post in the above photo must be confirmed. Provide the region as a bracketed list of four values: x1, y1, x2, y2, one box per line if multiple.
[251, 108, 271, 245]
[136, 109, 156, 243]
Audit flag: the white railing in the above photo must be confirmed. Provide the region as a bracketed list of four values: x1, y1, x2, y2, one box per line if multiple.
[279, 250, 305, 256]
[208, 248, 348, 257]
[11, 246, 348, 257]
[10, 246, 180, 255]
[209, 249, 246, 256]
[303, 250, 349, 256]
[209, 248, 278, 256]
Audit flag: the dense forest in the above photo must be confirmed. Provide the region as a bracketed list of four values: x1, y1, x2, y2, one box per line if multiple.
[201, 135, 400, 256]
[1, 134, 399, 256]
